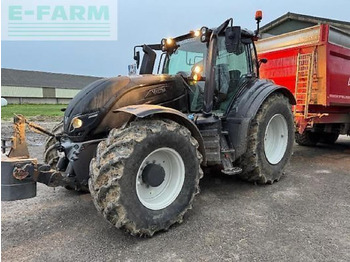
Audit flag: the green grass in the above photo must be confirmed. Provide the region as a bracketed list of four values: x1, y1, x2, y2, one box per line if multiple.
[1, 104, 67, 121]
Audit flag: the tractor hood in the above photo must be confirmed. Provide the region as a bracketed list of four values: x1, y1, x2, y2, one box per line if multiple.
[63, 74, 187, 140]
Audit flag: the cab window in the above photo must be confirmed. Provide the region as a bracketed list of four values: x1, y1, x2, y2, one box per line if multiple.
[214, 37, 249, 113]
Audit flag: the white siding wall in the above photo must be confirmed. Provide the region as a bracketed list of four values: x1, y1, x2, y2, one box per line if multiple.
[1, 85, 81, 104]
[1, 86, 43, 97]
[55, 88, 80, 98]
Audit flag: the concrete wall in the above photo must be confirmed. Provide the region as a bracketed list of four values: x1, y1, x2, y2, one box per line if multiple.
[1, 85, 80, 104]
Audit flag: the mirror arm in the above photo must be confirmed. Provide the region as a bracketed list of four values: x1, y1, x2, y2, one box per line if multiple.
[157, 53, 166, 74]
[258, 58, 268, 67]
[216, 18, 232, 35]
[133, 45, 142, 69]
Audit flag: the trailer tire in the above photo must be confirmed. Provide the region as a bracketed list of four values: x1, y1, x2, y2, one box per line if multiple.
[89, 119, 203, 236]
[43, 121, 89, 193]
[295, 131, 320, 146]
[319, 132, 339, 145]
[238, 94, 294, 184]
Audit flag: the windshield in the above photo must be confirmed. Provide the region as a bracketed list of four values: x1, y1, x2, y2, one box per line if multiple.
[163, 37, 207, 76]
[161, 34, 251, 113]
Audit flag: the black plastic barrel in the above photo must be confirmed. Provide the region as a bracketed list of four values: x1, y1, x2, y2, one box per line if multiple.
[1, 158, 37, 201]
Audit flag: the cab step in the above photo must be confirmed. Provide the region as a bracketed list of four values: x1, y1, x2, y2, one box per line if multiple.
[221, 166, 243, 175]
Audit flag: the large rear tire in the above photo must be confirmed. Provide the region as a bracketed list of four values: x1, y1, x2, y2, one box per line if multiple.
[89, 119, 203, 236]
[238, 94, 294, 184]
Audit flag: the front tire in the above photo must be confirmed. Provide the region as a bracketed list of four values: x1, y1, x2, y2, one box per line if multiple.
[89, 119, 203, 236]
[43, 121, 63, 168]
[238, 94, 294, 184]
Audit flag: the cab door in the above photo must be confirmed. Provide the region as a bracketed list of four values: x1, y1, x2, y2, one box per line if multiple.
[214, 37, 256, 114]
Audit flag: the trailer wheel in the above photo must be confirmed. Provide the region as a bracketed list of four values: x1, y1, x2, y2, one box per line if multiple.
[89, 119, 203, 236]
[319, 132, 339, 145]
[295, 131, 320, 146]
[43, 121, 88, 192]
[238, 93, 294, 184]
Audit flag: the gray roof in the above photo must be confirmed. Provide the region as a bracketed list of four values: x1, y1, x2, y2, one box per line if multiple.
[1, 68, 103, 89]
[261, 12, 350, 34]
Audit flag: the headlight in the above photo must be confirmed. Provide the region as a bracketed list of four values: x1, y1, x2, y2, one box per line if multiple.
[71, 117, 83, 129]
[68, 111, 99, 134]
[193, 30, 200, 37]
[200, 26, 210, 43]
[161, 37, 176, 52]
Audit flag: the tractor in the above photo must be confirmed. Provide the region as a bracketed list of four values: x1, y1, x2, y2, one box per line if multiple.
[2, 11, 295, 236]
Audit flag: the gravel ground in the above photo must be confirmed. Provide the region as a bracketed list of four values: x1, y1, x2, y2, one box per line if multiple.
[1, 121, 350, 262]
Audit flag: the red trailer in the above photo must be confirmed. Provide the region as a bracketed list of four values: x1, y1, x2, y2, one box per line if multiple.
[256, 24, 350, 145]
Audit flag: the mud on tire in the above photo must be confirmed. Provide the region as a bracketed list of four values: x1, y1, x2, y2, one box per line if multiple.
[238, 93, 294, 184]
[89, 119, 203, 236]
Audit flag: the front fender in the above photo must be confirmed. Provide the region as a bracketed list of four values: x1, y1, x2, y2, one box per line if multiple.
[226, 79, 295, 160]
[114, 105, 207, 165]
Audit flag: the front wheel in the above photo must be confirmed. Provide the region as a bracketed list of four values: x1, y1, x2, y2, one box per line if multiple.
[238, 93, 295, 184]
[89, 119, 203, 236]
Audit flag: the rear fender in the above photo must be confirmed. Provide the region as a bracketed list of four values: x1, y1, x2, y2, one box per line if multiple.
[226, 79, 295, 160]
[114, 105, 207, 165]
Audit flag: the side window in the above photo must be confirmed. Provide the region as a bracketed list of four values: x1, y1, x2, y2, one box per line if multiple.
[215, 37, 249, 112]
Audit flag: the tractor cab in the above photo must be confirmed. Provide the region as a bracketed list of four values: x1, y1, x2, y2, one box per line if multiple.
[132, 15, 262, 118]
[161, 28, 258, 114]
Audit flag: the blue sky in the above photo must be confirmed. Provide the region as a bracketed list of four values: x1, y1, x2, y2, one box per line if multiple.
[2, 0, 349, 77]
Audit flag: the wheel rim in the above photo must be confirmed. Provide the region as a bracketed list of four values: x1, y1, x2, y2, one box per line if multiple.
[264, 114, 289, 165]
[136, 147, 185, 210]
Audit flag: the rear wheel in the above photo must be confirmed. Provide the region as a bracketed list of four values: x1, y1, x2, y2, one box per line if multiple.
[238, 94, 294, 184]
[295, 131, 320, 146]
[319, 132, 339, 145]
[89, 119, 203, 236]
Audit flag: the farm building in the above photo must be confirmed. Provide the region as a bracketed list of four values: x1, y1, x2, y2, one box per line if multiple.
[1, 68, 103, 104]
[260, 12, 350, 38]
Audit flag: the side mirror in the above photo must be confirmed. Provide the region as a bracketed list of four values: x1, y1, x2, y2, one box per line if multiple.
[139, 45, 156, 75]
[225, 26, 242, 54]
[259, 58, 268, 67]
[134, 51, 140, 69]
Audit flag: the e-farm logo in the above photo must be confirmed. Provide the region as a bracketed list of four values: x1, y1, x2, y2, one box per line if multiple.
[2, 0, 117, 40]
